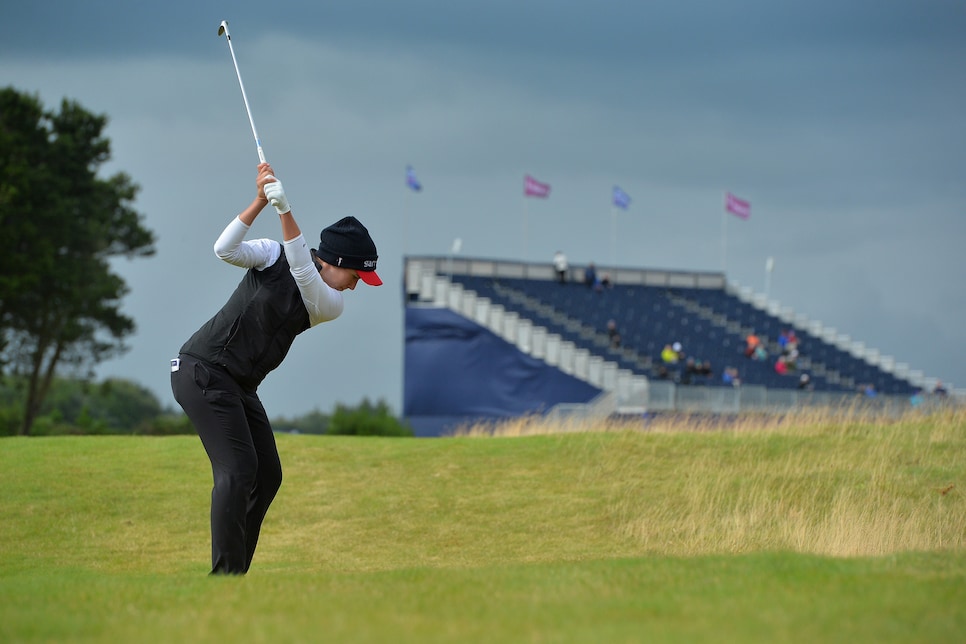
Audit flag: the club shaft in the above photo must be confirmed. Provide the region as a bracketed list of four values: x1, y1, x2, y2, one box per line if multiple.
[223, 29, 266, 163]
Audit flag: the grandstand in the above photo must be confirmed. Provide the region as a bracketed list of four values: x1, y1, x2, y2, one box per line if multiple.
[403, 256, 942, 436]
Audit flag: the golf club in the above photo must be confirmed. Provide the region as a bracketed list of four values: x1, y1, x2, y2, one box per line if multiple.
[217, 20, 266, 163]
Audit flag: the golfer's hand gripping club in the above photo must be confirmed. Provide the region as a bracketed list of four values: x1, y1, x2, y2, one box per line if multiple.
[263, 177, 291, 215]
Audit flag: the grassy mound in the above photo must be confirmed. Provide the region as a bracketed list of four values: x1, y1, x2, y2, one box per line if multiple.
[1, 408, 963, 642]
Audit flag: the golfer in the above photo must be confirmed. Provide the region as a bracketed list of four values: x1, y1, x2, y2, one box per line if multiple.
[171, 162, 381, 575]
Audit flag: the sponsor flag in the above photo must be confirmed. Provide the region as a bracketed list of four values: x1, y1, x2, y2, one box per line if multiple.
[524, 174, 551, 198]
[406, 165, 422, 192]
[612, 185, 631, 210]
[725, 191, 750, 219]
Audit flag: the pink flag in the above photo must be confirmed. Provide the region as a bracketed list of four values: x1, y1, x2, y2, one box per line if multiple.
[725, 192, 750, 219]
[524, 174, 551, 198]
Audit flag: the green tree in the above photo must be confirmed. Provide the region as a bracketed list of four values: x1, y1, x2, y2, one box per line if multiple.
[271, 408, 331, 435]
[0, 87, 155, 435]
[327, 398, 413, 437]
[40, 377, 164, 431]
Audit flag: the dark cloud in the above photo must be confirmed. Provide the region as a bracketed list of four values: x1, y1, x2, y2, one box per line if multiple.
[6, 1, 963, 61]
[2, 0, 965, 411]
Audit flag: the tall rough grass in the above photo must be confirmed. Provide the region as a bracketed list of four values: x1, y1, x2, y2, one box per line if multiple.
[455, 406, 965, 557]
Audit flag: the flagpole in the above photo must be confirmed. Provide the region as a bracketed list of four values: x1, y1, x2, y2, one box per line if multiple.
[403, 165, 421, 257]
[403, 186, 410, 256]
[610, 205, 616, 268]
[721, 192, 728, 274]
[523, 196, 529, 261]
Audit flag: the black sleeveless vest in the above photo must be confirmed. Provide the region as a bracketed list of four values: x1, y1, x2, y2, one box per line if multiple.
[180, 252, 311, 391]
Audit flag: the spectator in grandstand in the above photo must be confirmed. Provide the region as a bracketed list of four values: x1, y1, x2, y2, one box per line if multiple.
[553, 250, 568, 283]
[722, 366, 741, 387]
[681, 357, 695, 384]
[752, 343, 768, 361]
[784, 345, 799, 371]
[661, 344, 679, 364]
[778, 329, 799, 353]
[798, 373, 813, 391]
[745, 333, 761, 358]
[774, 355, 789, 376]
[606, 319, 622, 348]
[684, 358, 712, 385]
[933, 381, 949, 397]
[696, 360, 712, 378]
[584, 262, 598, 288]
[598, 272, 612, 290]
[860, 383, 877, 397]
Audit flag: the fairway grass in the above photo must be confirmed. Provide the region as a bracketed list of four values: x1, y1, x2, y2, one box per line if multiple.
[1, 409, 964, 642]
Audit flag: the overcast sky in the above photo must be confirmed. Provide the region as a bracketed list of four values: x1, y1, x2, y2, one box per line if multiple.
[3, 1, 964, 416]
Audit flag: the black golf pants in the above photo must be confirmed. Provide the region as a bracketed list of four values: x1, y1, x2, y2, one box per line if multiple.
[171, 354, 282, 575]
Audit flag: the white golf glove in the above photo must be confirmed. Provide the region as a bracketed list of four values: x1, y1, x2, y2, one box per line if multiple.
[263, 177, 291, 215]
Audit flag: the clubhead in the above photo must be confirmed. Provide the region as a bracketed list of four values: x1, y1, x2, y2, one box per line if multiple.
[218, 20, 228, 37]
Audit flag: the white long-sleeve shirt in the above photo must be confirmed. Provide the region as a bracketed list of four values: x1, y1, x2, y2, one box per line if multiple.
[213, 216, 343, 326]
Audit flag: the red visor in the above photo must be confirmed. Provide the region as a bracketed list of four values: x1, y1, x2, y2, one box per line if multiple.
[358, 270, 383, 287]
